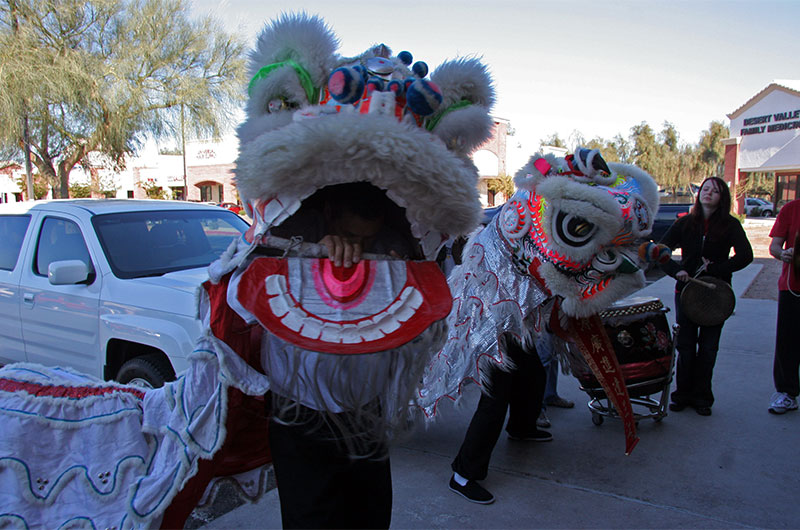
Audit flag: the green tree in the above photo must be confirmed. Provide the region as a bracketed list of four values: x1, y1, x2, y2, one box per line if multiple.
[657, 121, 689, 196]
[582, 136, 624, 164]
[629, 122, 660, 178]
[140, 180, 169, 200]
[14, 172, 49, 199]
[695, 121, 729, 179]
[737, 171, 774, 200]
[540, 133, 567, 150]
[0, 0, 247, 198]
[69, 181, 92, 198]
[607, 134, 633, 164]
[486, 174, 515, 202]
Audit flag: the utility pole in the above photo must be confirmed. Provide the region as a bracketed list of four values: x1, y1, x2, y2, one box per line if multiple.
[22, 117, 34, 200]
[181, 103, 188, 200]
[9, 0, 34, 200]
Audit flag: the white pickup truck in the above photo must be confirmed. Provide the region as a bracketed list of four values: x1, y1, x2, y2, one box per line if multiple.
[0, 199, 249, 387]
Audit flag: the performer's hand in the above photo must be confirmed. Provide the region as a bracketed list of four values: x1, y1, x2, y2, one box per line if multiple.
[781, 247, 793, 263]
[319, 235, 363, 267]
[676, 270, 689, 282]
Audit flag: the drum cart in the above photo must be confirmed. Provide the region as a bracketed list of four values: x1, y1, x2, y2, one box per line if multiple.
[569, 296, 678, 426]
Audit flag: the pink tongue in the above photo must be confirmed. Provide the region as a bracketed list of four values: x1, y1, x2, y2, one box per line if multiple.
[320, 259, 369, 303]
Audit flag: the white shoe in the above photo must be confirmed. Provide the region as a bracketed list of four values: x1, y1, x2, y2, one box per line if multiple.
[768, 392, 798, 414]
[537, 409, 551, 428]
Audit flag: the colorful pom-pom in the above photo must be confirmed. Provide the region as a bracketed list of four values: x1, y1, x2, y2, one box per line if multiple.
[365, 76, 385, 94]
[352, 65, 368, 80]
[412, 61, 429, 78]
[386, 79, 404, 96]
[398, 51, 413, 65]
[328, 67, 365, 104]
[405, 79, 442, 116]
[638, 242, 671, 264]
[533, 158, 552, 176]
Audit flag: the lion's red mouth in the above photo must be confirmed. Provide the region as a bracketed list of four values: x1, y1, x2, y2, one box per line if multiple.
[237, 257, 451, 354]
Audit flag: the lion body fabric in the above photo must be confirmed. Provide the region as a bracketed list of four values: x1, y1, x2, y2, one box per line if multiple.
[419, 150, 660, 456]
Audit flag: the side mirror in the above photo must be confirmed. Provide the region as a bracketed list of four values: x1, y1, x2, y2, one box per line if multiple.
[48, 260, 90, 285]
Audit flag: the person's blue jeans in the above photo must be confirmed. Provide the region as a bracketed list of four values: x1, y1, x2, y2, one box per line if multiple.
[543, 354, 559, 403]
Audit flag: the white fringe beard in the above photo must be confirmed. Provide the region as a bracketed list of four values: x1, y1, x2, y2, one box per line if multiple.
[263, 318, 448, 458]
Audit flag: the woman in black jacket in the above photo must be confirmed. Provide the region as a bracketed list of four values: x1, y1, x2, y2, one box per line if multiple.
[659, 177, 753, 416]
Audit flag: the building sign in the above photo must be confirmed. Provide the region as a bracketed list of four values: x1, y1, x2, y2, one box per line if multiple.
[740, 109, 800, 136]
[196, 149, 217, 160]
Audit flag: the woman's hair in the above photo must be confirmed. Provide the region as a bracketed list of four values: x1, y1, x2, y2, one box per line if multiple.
[690, 177, 731, 231]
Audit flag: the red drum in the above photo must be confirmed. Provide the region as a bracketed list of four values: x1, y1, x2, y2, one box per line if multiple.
[572, 296, 674, 398]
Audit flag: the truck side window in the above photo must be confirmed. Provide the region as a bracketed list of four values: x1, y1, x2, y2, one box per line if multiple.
[35, 217, 93, 277]
[0, 215, 31, 271]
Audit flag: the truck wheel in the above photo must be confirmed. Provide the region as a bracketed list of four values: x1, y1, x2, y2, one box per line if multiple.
[762, 209, 773, 217]
[116, 354, 174, 389]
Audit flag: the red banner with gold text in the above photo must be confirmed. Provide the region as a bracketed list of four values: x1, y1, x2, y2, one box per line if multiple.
[571, 314, 639, 455]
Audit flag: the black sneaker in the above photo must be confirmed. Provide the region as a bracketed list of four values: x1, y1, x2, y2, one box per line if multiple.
[448, 475, 495, 504]
[695, 406, 712, 416]
[507, 429, 553, 442]
[669, 402, 687, 412]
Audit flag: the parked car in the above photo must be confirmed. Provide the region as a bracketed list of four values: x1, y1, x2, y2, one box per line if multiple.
[220, 201, 244, 215]
[0, 199, 249, 388]
[651, 203, 691, 242]
[744, 197, 774, 217]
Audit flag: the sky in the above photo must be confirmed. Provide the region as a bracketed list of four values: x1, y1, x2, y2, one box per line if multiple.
[188, 0, 800, 171]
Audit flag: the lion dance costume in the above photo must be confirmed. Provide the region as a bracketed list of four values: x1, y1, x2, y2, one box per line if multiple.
[419, 147, 663, 456]
[0, 13, 495, 529]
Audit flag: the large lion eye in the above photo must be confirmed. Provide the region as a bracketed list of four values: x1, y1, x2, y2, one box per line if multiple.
[555, 211, 597, 247]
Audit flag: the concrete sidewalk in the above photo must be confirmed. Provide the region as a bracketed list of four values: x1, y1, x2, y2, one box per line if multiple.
[202, 263, 800, 529]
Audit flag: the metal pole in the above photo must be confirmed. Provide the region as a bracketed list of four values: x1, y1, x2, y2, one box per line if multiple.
[181, 104, 187, 200]
[22, 116, 34, 201]
[10, 1, 34, 201]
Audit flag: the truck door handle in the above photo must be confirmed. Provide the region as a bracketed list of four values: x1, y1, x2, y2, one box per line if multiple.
[23, 293, 34, 304]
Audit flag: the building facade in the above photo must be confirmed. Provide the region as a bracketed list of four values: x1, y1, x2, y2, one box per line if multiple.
[725, 80, 800, 213]
[126, 138, 239, 204]
[473, 117, 511, 206]
[0, 164, 25, 203]
[2, 117, 510, 208]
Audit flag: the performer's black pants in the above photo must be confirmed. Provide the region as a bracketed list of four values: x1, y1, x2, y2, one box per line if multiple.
[672, 292, 724, 408]
[774, 290, 800, 397]
[268, 405, 392, 529]
[451, 337, 546, 481]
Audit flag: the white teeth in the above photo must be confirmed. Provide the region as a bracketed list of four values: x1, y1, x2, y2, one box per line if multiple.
[266, 273, 423, 345]
[359, 325, 386, 342]
[265, 275, 286, 296]
[407, 288, 423, 310]
[299, 318, 323, 340]
[268, 293, 291, 318]
[281, 309, 304, 332]
[340, 324, 362, 344]
[320, 323, 343, 343]
[392, 287, 418, 323]
[376, 313, 401, 334]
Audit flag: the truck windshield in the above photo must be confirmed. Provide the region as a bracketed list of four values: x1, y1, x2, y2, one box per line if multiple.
[92, 210, 249, 279]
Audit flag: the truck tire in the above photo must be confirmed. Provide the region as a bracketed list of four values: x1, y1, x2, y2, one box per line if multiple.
[116, 354, 175, 389]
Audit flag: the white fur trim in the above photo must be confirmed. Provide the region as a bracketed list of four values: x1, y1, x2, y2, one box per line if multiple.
[235, 113, 483, 236]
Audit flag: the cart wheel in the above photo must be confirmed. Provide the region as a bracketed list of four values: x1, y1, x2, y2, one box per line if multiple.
[591, 413, 603, 426]
[653, 415, 664, 423]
